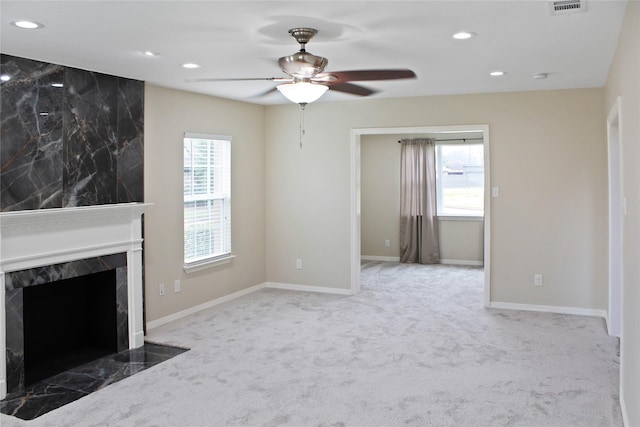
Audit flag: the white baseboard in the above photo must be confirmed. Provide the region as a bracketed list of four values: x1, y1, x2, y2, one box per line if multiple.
[361, 256, 483, 267]
[264, 282, 353, 296]
[440, 259, 484, 266]
[146, 283, 266, 330]
[605, 315, 621, 338]
[361, 255, 400, 262]
[146, 281, 353, 330]
[488, 301, 606, 319]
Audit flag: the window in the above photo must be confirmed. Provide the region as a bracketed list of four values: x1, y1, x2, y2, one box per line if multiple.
[435, 143, 484, 216]
[183, 133, 232, 270]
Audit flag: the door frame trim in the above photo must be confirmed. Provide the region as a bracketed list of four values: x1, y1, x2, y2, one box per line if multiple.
[606, 96, 623, 337]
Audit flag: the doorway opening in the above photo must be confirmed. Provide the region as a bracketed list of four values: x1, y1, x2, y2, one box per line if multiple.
[350, 125, 491, 305]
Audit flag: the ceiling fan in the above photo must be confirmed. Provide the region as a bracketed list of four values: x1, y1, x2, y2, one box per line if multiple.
[187, 27, 416, 105]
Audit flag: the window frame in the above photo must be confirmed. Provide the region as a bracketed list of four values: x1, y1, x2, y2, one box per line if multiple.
[435, 141, 485, 218]
[183, 132, 234, 273]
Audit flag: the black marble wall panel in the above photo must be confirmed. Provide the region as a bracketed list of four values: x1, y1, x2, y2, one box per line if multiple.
[0, 56, 65, 211]
[117, 78, 144, 203]
[4, 254, 128, 394]
[63, 68, 119, 206]
[115, 266, 129, 353]
[4, 289, 24, 392]
[4, 253, 126, 290]
[0, 54, 144, 211]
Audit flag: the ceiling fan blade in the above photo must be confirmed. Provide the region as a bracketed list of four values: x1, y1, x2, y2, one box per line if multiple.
[250, 86, 279, 98]
[316, 69, 416, 83]
[185, 77, 292, 83]
[328, 82, 377, 97]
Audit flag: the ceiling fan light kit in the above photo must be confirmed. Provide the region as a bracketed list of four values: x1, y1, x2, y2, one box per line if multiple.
[277, 81, 329, 105]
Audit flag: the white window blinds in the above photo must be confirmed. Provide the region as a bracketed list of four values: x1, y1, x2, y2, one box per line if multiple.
[183, 133, 231, 267]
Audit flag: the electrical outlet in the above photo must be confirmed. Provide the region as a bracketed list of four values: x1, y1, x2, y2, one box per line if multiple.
[384, 239, 391, 247]
[174, 280, 181, 293]
[296, 259, 302, 270]
[534, 274, 543, 287]
[159, 283, 165, 295]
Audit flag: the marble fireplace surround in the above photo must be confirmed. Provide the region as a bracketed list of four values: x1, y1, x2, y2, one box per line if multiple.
[0, 202, 151, 399]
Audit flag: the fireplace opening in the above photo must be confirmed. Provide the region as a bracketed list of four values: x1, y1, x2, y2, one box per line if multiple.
[23, 269, 118, 386]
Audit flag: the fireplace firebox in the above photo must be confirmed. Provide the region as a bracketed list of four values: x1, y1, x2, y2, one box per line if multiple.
[23, 270, 118, 386]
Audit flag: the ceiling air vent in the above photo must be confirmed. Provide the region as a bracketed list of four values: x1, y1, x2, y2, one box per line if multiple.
[549, 0, 586, 15]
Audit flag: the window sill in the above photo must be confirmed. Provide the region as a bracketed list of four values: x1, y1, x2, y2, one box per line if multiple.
[437, 215, 484, 221]
[184, 254, 236, 274]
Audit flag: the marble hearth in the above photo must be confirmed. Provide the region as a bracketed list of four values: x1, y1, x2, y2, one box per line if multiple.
[0, 203, 151, 399]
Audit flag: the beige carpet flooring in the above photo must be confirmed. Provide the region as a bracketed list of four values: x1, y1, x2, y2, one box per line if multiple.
[0, 262, 622, 426]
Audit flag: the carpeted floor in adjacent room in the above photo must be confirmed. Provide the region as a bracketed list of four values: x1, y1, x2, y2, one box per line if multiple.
[0, 262, 622, 426]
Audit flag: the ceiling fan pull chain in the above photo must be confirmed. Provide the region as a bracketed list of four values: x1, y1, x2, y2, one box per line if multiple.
[299, 103, 307, 148]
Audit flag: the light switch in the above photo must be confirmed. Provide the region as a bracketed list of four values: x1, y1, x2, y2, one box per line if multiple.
[491, 187, 499, 197]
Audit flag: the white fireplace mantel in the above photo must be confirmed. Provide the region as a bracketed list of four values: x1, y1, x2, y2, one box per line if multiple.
[0, 202, 152, 399]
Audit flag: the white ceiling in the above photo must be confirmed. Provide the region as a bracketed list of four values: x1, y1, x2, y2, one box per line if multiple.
[0, 1, 628, 105]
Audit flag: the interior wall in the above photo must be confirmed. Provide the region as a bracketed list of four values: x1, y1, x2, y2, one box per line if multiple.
[604, 1, 640, 425]
[144, 84, 266, 323]
[360, 134, 401, 259]
[265, 88, 607, 311]
[438, 219, 483, 265]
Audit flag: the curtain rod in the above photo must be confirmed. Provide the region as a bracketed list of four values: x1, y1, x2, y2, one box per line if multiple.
[397, 137, 483, 143]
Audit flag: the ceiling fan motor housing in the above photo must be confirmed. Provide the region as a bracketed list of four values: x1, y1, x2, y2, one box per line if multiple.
[278, 27, 329, 78]
[278, 52, 328, 78]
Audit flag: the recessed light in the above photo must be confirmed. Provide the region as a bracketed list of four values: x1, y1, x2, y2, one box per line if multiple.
[453, 31, 476, 40]
[182, 63, 201, 69]
[11, 20, 44, 29]
[490, 71, 506, 77]
[0, 75, 11, 82]
[143, 50, 158, 57]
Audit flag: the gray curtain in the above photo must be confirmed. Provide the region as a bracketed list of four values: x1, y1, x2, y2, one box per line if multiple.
[399, 138, 440, 264]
